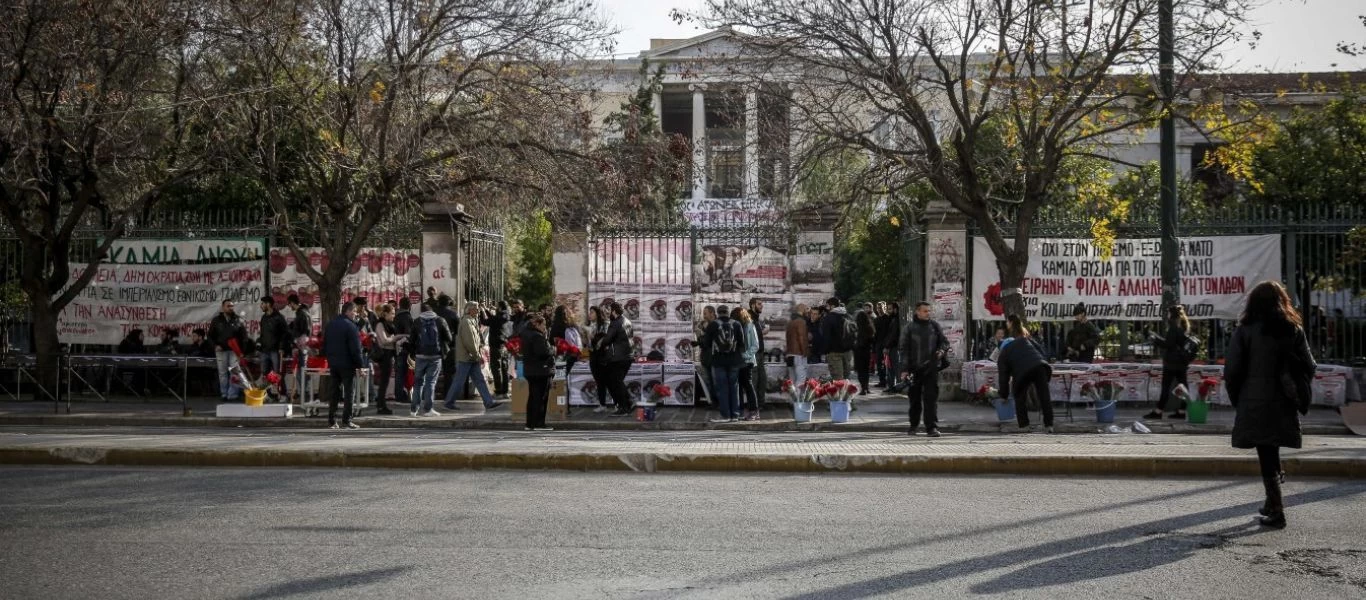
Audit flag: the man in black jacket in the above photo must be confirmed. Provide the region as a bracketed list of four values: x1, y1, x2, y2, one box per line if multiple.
[208, 300, 249, 402]
[482, 301, 513, 398]
[602, 302, 636, 416]
[748, 298, 767, 403]
[873, 302, 894, 387]
[286, 294, 312, 402]
[899, 301, 950, 436]
[820, 297, 855, 379]
[436, 294, 462, 395]
[257, 297, 291, 401]
[323, 302, 366, 429]
[702, 305, 745, 422]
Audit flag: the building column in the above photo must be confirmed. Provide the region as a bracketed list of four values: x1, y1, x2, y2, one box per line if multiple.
[744, 89, 759, 199]
[689, 83, 708, 201]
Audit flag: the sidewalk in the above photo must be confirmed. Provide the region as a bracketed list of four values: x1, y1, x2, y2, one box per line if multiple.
[0, 391, 1353, 435]
[2, 427, 1364, 478]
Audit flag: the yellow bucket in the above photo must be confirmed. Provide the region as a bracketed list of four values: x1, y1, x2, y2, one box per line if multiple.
[244, 388, 266, 407]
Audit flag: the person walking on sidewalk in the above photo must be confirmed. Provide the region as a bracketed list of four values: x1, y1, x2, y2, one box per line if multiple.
[323, 302, 366, 430]
[704, 305, 744, 422]
[785, 304, 810, 384]
[1225, 281, 1317, 529]
[1146, 305, 1195, 420]
[520, 313, 556, 431]
[257, 297, 291, 402]
[445, 301, 499, 411]
[998, 315, 1055, 433]
[820, 297, 856, 379]
[854, 303, 877, 396]
[411, 301, 452, 417]
[602, 302, 636, 416]
[209, 300, 249, 402]
[899, 302, 949, 437]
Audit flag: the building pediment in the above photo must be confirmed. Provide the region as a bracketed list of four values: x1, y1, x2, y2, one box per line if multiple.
[641, 28, 748, 60]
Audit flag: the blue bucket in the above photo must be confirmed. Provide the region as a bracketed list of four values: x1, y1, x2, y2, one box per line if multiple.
[1095, 399, 1117, 423]
[994, 398, 1016, 422]
[830, 400, 851, 424]
[793, 401, 814, 423]
[515, 360, 524, 378]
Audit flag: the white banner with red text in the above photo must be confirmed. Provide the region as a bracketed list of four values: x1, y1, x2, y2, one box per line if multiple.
[971, 235, 1281, 321]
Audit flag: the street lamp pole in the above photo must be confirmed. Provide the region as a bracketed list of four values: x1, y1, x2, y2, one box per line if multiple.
[1159, 0, 1181, 311]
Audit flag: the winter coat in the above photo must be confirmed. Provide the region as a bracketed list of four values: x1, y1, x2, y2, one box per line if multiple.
[856, 310, 877, 348]
[899, 317, 949, 376]
[820, 307, 852, 353]
[997, 336, 1051, 397]
[208, 312, 248, 350]
[322, 315, 365, 371]
[1065, 320, 1101, 362]
[602, 316, 634, 364]
[288, 305, 313, 342]
[742, 321, 759, 366]
[483, 310, 512, 349]
[589, 321, 610, 366]
[1226, 321, 1317, 449]
[519, 328, 556, 378]
[392, 309, 413, 355]
[257, 310, 291, 354]
[703, 316, 746, 369]
[874, 314, 898, 350]
[1152, 323, 1194, 371]
[785, 315, 809, 358]
[455, 314, 485, 363]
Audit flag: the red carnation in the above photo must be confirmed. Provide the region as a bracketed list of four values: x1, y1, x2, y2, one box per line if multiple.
[983, 282, 1004, 316]
[265, 372, 281, 385]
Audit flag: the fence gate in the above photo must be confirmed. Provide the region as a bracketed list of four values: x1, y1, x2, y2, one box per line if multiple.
[464, 226, 506, 303]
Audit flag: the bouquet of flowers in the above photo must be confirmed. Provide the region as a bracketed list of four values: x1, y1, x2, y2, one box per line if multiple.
[781, 378, 822, 405]
[648, 383, 673, 405]
[1081, 380, 1121, 404]
[306, 337, 323, 355]
[822, 379, 860, 403]
[229, 365, 258, 392]
[554, 338, 581, 358]
[1196, 378, 1220, 403]
[504, 337, 522, 358]
[359, 331, 373, 350]
[977, 384, 1001, 403]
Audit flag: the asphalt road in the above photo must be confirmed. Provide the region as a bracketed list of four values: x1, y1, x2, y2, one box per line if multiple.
[1, 468, 1364, 599]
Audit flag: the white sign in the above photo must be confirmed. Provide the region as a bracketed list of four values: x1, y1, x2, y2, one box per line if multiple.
[58, 261, 266, 344]
[107, 238, 264, 264]
[971, 235, 1281, 321]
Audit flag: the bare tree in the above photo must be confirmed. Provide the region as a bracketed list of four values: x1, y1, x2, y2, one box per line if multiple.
[0, 0, 209, 388]
[209, 0, 612, 320]
[681, 0, 1253, 317]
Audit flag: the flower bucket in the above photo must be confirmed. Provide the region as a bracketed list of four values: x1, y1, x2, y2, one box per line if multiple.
[829, 400, 851, 424]
[793, 401, 814, 423]
[635, 405, 657, 422]
[243, 388, 266, 407]
[1186, 399, 1210, 424]
[993, 397, 1015, 422]
[515, 360, 524, 378]
[1094, 398, 1117, 424]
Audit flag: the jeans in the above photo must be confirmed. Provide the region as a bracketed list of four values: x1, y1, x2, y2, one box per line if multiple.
[412, 356, 442, 413]
[711, 365, 741, 420]
[446, 361, 494, 408]
[827, 351, 854, 379]
[787, 355, 808, 383]
[327, 368, 356, 425]
[526, 375, 551, 428]
[260, 350, 285, 397]
[1010, 365, 1054, 428]
[215, 350, 241, 399]
[394, 351, 411, 407]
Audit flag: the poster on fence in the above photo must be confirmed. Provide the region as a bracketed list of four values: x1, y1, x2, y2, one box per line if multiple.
[268, 247, 422, 331]
[971, 235, 1281, 321]
[693, 244, 789, 294]
[57, 261, 266, 344]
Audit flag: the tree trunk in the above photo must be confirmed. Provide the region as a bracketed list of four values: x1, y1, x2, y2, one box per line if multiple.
[997, 254, 1030, 320]
[26, 297, 62, 401]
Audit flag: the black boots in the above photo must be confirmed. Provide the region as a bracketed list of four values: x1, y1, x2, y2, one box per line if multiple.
[1259, 475, 1286, 529]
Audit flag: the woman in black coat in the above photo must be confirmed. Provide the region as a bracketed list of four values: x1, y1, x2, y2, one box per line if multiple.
[1146, 305, 1194, 420]
[520, 314, 556, 431]
[997, 315, 1054, 433]
[1225, 281, 1317, 529]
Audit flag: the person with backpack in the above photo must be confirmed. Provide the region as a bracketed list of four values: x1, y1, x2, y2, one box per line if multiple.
[411, 300, 453, 417]
[703, 305, 745, 422]
[898, 301, 949, 437]
[854, 303, 877, 395]
[1146, 305, 1196, 420]
[1225, 281, 1317, 529]
[998, 314, 1055, 434]
[819, 297, 858, 379]
[602, 302, 636, 416]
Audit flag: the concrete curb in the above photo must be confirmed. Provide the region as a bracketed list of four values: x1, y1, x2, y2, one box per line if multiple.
[2, 445, 1363, 478]
[0, 414, 1352, 436]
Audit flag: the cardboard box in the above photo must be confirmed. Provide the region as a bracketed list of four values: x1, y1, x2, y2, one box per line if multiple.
[510, 378, 568, 420]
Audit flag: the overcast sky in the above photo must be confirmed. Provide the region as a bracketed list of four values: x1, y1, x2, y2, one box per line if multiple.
[596, 0, 1365, 72]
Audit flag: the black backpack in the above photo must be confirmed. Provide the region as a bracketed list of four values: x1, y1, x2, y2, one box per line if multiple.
[712, 320, 739, 355]
[416, 317, 442, 356]
[835, 313, 858, 352]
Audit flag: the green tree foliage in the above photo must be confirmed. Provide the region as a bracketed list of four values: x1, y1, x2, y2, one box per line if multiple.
[1250, 84, 1366, 209]
[835, 209, 911, 304]
[510, 212, 554, 309]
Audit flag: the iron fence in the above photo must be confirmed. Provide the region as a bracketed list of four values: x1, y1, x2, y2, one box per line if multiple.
[967, 203, 1366, 366]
